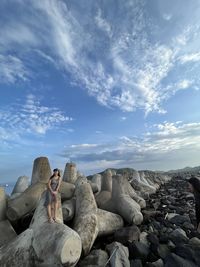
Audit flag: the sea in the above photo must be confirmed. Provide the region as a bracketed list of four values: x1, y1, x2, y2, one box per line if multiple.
[0, 182, 15, 195]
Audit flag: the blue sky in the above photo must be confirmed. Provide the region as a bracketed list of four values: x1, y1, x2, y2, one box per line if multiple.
[1, 0, 200, 183]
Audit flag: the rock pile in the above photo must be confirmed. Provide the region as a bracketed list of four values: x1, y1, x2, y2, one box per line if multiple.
[2, 157, 198, 266]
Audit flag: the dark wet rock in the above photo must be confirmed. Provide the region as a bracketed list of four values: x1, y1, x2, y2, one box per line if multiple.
[173, 245, 196, 263]
[189, 237, 200, 247]
[145, 259, 164, 267]
[77, 249, 108, 267]
[157, 244, 170, 259]
[142, 210, 162, 221]
[182, 221, 195, 230]
[159, 233, 169, 244]
[164, 253, 198, 267]
[167, 240, 176, 250]
[130, 259, 143, 267]
[169, 215, 191, 225]
[150, 220, 162, 231]
[114, 225, 140, 244]
[167, 188, 176, 194]
[169, 228, 189, 245]
[128, 241, 149, 261]
[185, 193, 195, 201]
[147, 233, 159, 246]
[147, 251, 160, 262]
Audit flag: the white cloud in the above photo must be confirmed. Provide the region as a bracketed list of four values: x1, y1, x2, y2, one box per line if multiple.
[177, 79, 193, 89]
[95, 9, 112, 37]
[0, 55, 29, 83]
[163, 14, 172, 21]
[60, 121, 200, 171]
[71, 144, 98, 149]
[0, 0, 199, 114]
[0, 94, 73, 142]
[95, 130, 103, 134]
[0, 22, 39, 48]
[179, 52, 200, 64]
[120, 117, 127, 121]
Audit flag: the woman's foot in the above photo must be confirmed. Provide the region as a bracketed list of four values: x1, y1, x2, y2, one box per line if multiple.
[48, 217, 54, 223]
[53, 217, 57, 222]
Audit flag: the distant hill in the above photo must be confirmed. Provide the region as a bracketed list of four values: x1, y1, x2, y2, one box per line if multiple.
[87, 165, 200, 180]
[166, 165, 200, 177]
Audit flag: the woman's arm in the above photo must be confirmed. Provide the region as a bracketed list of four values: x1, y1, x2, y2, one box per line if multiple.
[56, 177, 61, 192]
[47, 179, 54, 194]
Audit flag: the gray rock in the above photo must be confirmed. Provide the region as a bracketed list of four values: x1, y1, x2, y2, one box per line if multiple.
[157, 244, 170, 259]
[140, 231, 150, 247]
[114, 225, 140, 244]
[78, 249, 108, 267]
[106, 242, 130, 267]
[169, 215, 191, 225]
[189, 237, 200, 247]
[128, 241, 149, 261]
[182, 221, 195, 230]
[164, 253, 198, 267]
[146, 259, 164, 267]
[169, 228, 189, 245]
[130, 259, 143, 267]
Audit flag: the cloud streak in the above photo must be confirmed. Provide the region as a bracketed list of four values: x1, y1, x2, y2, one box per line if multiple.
[0, 0, 200, 114]
[0, 55, 29, 83]
[60, 121, 200, 171]
[0, 94, 73, 145]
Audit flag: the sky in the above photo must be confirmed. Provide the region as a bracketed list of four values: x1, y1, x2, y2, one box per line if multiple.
[1, 0, 200, 183]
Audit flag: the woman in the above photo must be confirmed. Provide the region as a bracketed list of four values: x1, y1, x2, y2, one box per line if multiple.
[188, 176, 200, 232]
[44, 168, 61, 223]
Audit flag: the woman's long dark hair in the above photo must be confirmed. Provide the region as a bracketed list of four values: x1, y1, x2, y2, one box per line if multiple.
[188, 176, 200, 193]
[50, 169, 61, 180]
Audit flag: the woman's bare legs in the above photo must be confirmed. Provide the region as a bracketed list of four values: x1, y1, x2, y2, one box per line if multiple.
[47, 204, 53, 223]
[53, 200, 58, 222]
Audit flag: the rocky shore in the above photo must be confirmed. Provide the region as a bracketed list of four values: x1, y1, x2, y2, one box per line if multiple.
[77, 176, 200, 267]
[0, 157, 200, 267]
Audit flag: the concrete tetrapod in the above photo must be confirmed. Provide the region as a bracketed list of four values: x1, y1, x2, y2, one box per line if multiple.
[31, 156, 52, 184]
[62, 163, 77, 184]
[0, 229, 34, 267]
[91, 174, 102, 194]
[73, 181, 99, 256]
[97, 209, 124, 236]
[96, 175, 143, 225]
[59, 181, 75, 200]
[121, 176, 146, 209]
[112, 174, 143, 225]
[30, 192, 82, 267]
[95, 170, 112, 210]
[101, 169, 112, 192]
[0, 187, 6, 221]
[6, 182, 47, 221]
[62, 198, 76, 222]
[0, 220, 17, 247]
[11, 175, 29, 195]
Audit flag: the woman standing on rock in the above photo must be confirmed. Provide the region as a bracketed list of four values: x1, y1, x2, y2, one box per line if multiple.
[44, 168, 61, 223]
[188, 176, 200, 233]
